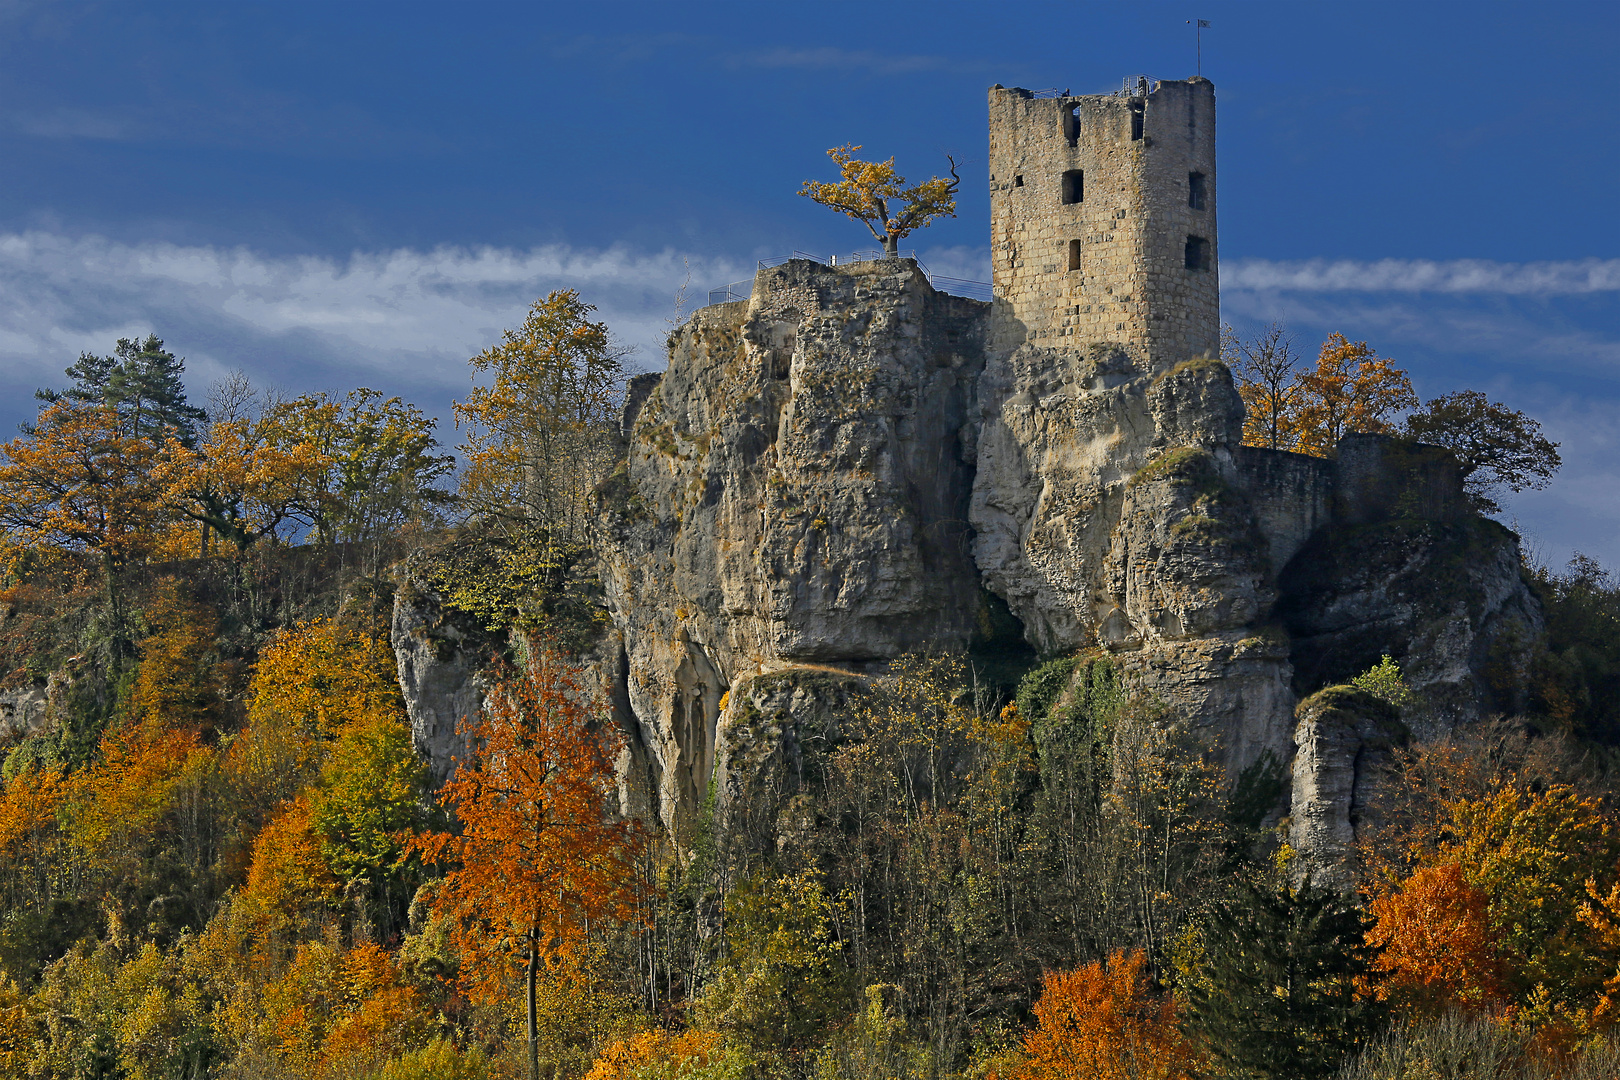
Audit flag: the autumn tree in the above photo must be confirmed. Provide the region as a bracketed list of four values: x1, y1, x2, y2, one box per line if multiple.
[411, 647, 645, 1080]
[162, 412, 327, 555]
[454, 289, 628, 548]
[696, 871, 850, 1068]
[308, 710, 429, 940]
[1016, 948, 1198, 1080]
[1364, 736, 1620, 1026]
[0, 399, 169, 625]
[1223, 322, 1302, 451]
[800, 145, 961, 256]
[258, 388, 453, 556]
[1290, 334, 1418, 458]
[225, 617, 407, 857]
[1403, 390, 1561, 514]
[1364, 862, 1506, 1015]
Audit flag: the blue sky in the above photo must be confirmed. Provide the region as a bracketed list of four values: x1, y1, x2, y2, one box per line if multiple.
[1, 0, 1617, 566]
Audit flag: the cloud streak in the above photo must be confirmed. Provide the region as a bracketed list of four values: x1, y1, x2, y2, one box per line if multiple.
[0, 232, 751, 407]
[1224, 257, 1620, 296]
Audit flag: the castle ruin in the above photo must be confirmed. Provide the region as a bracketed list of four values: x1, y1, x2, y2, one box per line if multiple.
[395, 75, 1544, 883]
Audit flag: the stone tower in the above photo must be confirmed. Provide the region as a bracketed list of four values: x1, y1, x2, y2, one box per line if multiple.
[987, 77, 1218, 366]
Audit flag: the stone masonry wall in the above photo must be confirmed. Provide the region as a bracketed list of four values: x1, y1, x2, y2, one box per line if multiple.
[987, 79, 1217, 367]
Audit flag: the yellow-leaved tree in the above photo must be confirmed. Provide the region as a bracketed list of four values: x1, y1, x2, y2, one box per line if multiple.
[454, 289, 627, 548]
[1224, 326, 1417, 458]
[800, 145, 960, 256]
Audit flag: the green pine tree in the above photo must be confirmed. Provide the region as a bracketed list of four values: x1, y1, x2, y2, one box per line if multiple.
[38, 334, 208, 446]
[1185, 879, 1382, 1079]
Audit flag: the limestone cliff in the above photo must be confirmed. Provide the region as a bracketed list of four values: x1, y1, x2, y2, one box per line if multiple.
[391, 254, 1543, 894]
[586, 256, 1541, 858]
[387, 74, 1549, 887]
[595, 259, 990, 826]
[1288, 686, 1408, 890]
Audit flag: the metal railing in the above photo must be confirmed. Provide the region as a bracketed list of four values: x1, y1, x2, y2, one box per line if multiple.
[703, 251, 992, 308]
[929, 276, 995, 302]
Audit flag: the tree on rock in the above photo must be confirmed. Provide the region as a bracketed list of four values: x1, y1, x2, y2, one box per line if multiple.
[800, 145, 960, 256]
[1290, 334, 1418, 458]
[411, 646, 645, 1080]
[1223, 322, 1302, 452]
[1403, 390, 1560, 514]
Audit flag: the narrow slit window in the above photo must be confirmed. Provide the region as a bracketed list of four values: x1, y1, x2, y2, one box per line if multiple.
[1061, 170, 1084, 205]
[1189, 171, 1207, 210]
[1184, 235, 1211, 271]
[1067, 239, 1083, 272]
[1130, 107, 1144, 141]
[1013, 174, 1024, 187]
[1064, 105, 1081, 147]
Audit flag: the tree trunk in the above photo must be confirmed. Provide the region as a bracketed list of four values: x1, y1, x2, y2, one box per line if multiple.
[884, 234, 899, 256]
[527, 937, 540, 1080]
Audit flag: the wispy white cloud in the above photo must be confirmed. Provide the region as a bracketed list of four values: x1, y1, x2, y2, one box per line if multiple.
[0, 231, 750, 420]
[1224, 257, 1620, 296]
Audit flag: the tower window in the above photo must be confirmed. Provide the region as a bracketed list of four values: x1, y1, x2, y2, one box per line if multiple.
[1189, 172, 1207, 210]
[1063, 105, 1081, 147]
[1130, 107, 1144, 141]
[1067, 240, 1083, 272]
[1013, 174, 1024, 187]
[1184, 235, 1211, 271]
[1061, 170, 1084, 205]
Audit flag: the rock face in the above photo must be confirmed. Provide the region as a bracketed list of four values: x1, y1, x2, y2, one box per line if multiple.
[1289, 686, 1408, 890]
[1279, 515, 1542, 737]
[390, 577, 495, 787]
[586, 255, 1543, 835]
[0, 684, 47, 743]
[969, 348, 1325, 774]
[596, 259, 991, 826]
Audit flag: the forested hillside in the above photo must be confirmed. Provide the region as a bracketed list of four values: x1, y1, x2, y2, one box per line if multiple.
[2, 304, 1619, 1080]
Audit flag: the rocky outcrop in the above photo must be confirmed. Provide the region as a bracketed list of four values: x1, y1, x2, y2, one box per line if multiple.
[0, 683, 47, 743]
[712, 667, 865, 854]
[596, 258, 991, 825]
[390, 578, 496, 787]
[585, 256, 1544, 830]
[1288, 686, 1408, 890]
[1278, 516, 1542, 737]
[968, 348, 1310, 772]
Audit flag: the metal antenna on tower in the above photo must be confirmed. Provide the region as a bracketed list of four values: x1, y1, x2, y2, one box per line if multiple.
[1187, 19, 1211, 77]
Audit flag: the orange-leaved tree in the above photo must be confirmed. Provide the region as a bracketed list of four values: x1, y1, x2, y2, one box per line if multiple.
[161, 414, 327, 555]
[1365, 740, 1620, 1031]
[1016, 948, 1199, 1080]
[800, 145, 960, 256]
[1222, 321, 1302, 451]
[247, 617, 404, 751]
[1364, 861, 1506, 1015]
[585, 1029, 728, 1080]
[0, 762, 65, 912]
[1290, 334, 1418, 458]
[0, 399, 169, 625]
[410, 646, 645, 1080]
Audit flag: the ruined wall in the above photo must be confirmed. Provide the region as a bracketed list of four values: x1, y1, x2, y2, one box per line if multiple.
[988, 79, 1217, 364]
